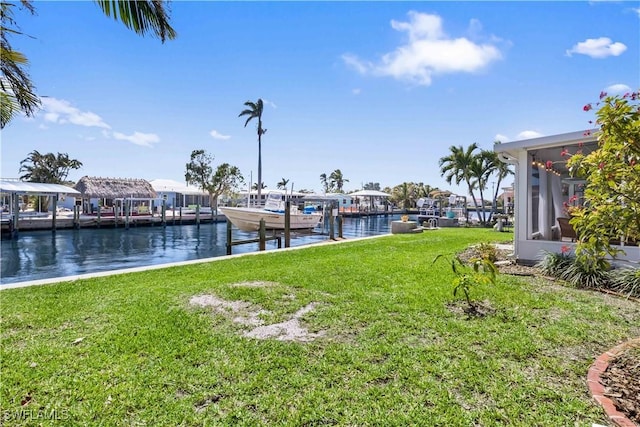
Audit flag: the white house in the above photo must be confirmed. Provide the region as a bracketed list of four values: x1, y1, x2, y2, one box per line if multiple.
[494, 129, 639, 265]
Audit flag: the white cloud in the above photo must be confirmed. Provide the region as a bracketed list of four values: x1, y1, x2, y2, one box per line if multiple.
[352, 88, 362, 95]
[342, 11, 503, 86]
[605, 83, 632, 94]
[210, 130, 231, 140]
[262, 99, 278, 109]
[634, 7, 640, 18]
[566, 37, 627, 58]
[517, 130, 544, 140]
[112, 131, 159, 147]
[40, 97, 111, 129]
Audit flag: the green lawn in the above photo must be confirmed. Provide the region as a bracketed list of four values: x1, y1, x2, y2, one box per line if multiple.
[1, 228, 638, 426]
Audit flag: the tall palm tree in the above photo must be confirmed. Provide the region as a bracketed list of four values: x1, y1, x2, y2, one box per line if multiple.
[329, 169, 348, 192]
[1, 0, 176, 129]
[277, 178, 289, 191]
[239, 99, 266, 204]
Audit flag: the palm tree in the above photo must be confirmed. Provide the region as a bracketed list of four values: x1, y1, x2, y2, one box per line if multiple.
[277, 178, 289, 191]
[19, 150, 83, 211]
[251, 182, 267, 191]
[239, 99, 266, 204]
[488, 142, 514, 213]
[439, 143, 485, 223]
[1, 0, 176, 129]
[468, 153, 494, 224]
[329, 169, 349, 192]
[19, 150, 83, 184]
[319, 173, 330, 193]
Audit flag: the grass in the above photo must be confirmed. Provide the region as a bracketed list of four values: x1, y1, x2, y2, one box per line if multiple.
[1, 228, 639, 426]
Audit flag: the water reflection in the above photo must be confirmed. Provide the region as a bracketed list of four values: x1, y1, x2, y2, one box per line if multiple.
[1, 215, 398, 285]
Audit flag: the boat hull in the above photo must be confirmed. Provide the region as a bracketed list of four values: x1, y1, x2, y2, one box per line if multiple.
[219, 207, 322, 232]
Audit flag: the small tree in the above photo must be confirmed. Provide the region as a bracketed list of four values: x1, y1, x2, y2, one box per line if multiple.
[185, 149, 244, 213]
[567, 91, 640, 265]
[433, 253, 497, 314]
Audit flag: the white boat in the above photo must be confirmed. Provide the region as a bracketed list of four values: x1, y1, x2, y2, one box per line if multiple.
[219, 192, 322, 232]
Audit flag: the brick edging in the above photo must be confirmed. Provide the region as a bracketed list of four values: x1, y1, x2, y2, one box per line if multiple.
[587, 338, 640, 427]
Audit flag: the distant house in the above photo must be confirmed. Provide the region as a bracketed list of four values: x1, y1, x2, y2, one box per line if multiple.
[494, 130, 639, 265]
[149, 179, 210, 209]
[74, 176, 157, 214]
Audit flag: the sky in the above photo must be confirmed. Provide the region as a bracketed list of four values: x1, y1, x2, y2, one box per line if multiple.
[2, 1, 639, 196]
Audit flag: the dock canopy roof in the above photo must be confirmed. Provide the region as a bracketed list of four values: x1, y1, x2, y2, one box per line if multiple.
[75, 176, 157, 199]
[349, 190, 391, 197]
[0, 179, 80, 196]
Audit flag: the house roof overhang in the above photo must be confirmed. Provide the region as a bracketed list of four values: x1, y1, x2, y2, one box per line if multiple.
[494, 129, 599, 171]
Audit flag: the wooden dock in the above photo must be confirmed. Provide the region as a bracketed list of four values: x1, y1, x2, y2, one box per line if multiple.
[0, 211, 227, 237]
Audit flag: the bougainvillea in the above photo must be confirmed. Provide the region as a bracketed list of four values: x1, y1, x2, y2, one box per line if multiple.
[567, 91, 640, 265]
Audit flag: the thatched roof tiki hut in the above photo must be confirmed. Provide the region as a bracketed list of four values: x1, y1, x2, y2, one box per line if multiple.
[74, 176, 158, 214]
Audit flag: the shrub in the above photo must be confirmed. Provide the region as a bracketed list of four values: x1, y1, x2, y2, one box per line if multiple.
[537, 246, 575, 277]
[609, 267, 640, 298]
[476, 242, 498, 263]
[560, 257, 611, 289]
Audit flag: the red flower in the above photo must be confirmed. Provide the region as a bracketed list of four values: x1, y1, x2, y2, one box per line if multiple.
[578, 142, 584, 148]
[598, 162, 605, 170]
[545, 160, 553, 170]
[561, 245, 571, 254]
[560, 148, 569, 157]
[583, 104, 592, 111]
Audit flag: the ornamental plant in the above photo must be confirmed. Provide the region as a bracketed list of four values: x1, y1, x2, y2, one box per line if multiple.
[433, 252, 497, 312]
[567, 91, 640, 265]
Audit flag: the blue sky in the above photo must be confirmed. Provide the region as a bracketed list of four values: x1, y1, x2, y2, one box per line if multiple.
[2, 1, 638, 195]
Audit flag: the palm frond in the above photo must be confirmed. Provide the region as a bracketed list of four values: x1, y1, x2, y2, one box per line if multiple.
[94, 0, 177, 43]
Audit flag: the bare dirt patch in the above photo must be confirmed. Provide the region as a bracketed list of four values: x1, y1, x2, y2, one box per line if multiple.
[189, 293, 325, 342]
[243, 303, 325, 342]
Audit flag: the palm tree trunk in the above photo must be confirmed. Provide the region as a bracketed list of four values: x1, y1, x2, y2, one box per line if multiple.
[257, 133, 262, 206]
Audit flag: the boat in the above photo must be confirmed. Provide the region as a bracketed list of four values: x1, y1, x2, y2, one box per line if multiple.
[219, 192, 323, 232]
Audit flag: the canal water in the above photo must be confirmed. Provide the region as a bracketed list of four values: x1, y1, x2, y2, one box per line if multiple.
[1, 215, 401, 285]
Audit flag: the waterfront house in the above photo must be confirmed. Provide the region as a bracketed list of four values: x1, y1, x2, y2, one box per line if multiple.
[494, 129, 639, 265]
[149, 179, 210, 210]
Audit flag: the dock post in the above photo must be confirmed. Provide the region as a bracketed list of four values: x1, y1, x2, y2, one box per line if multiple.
[125, 199, 130, 230]
[51, 194, 58, 234]
[12, 193, 20, 235]
[162, 199, 166, 228]
[259, 219, 266, 251]
[329, 211, 335, 240]
[226, 220, 232, 255]
[97, 203, 101, 228]
[284, 201, 291, 248]
[179, 207, 182, 225]
[338, 215, 343, 238]
[73, 204, 80, 229]
[196, 205, 200, 229]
